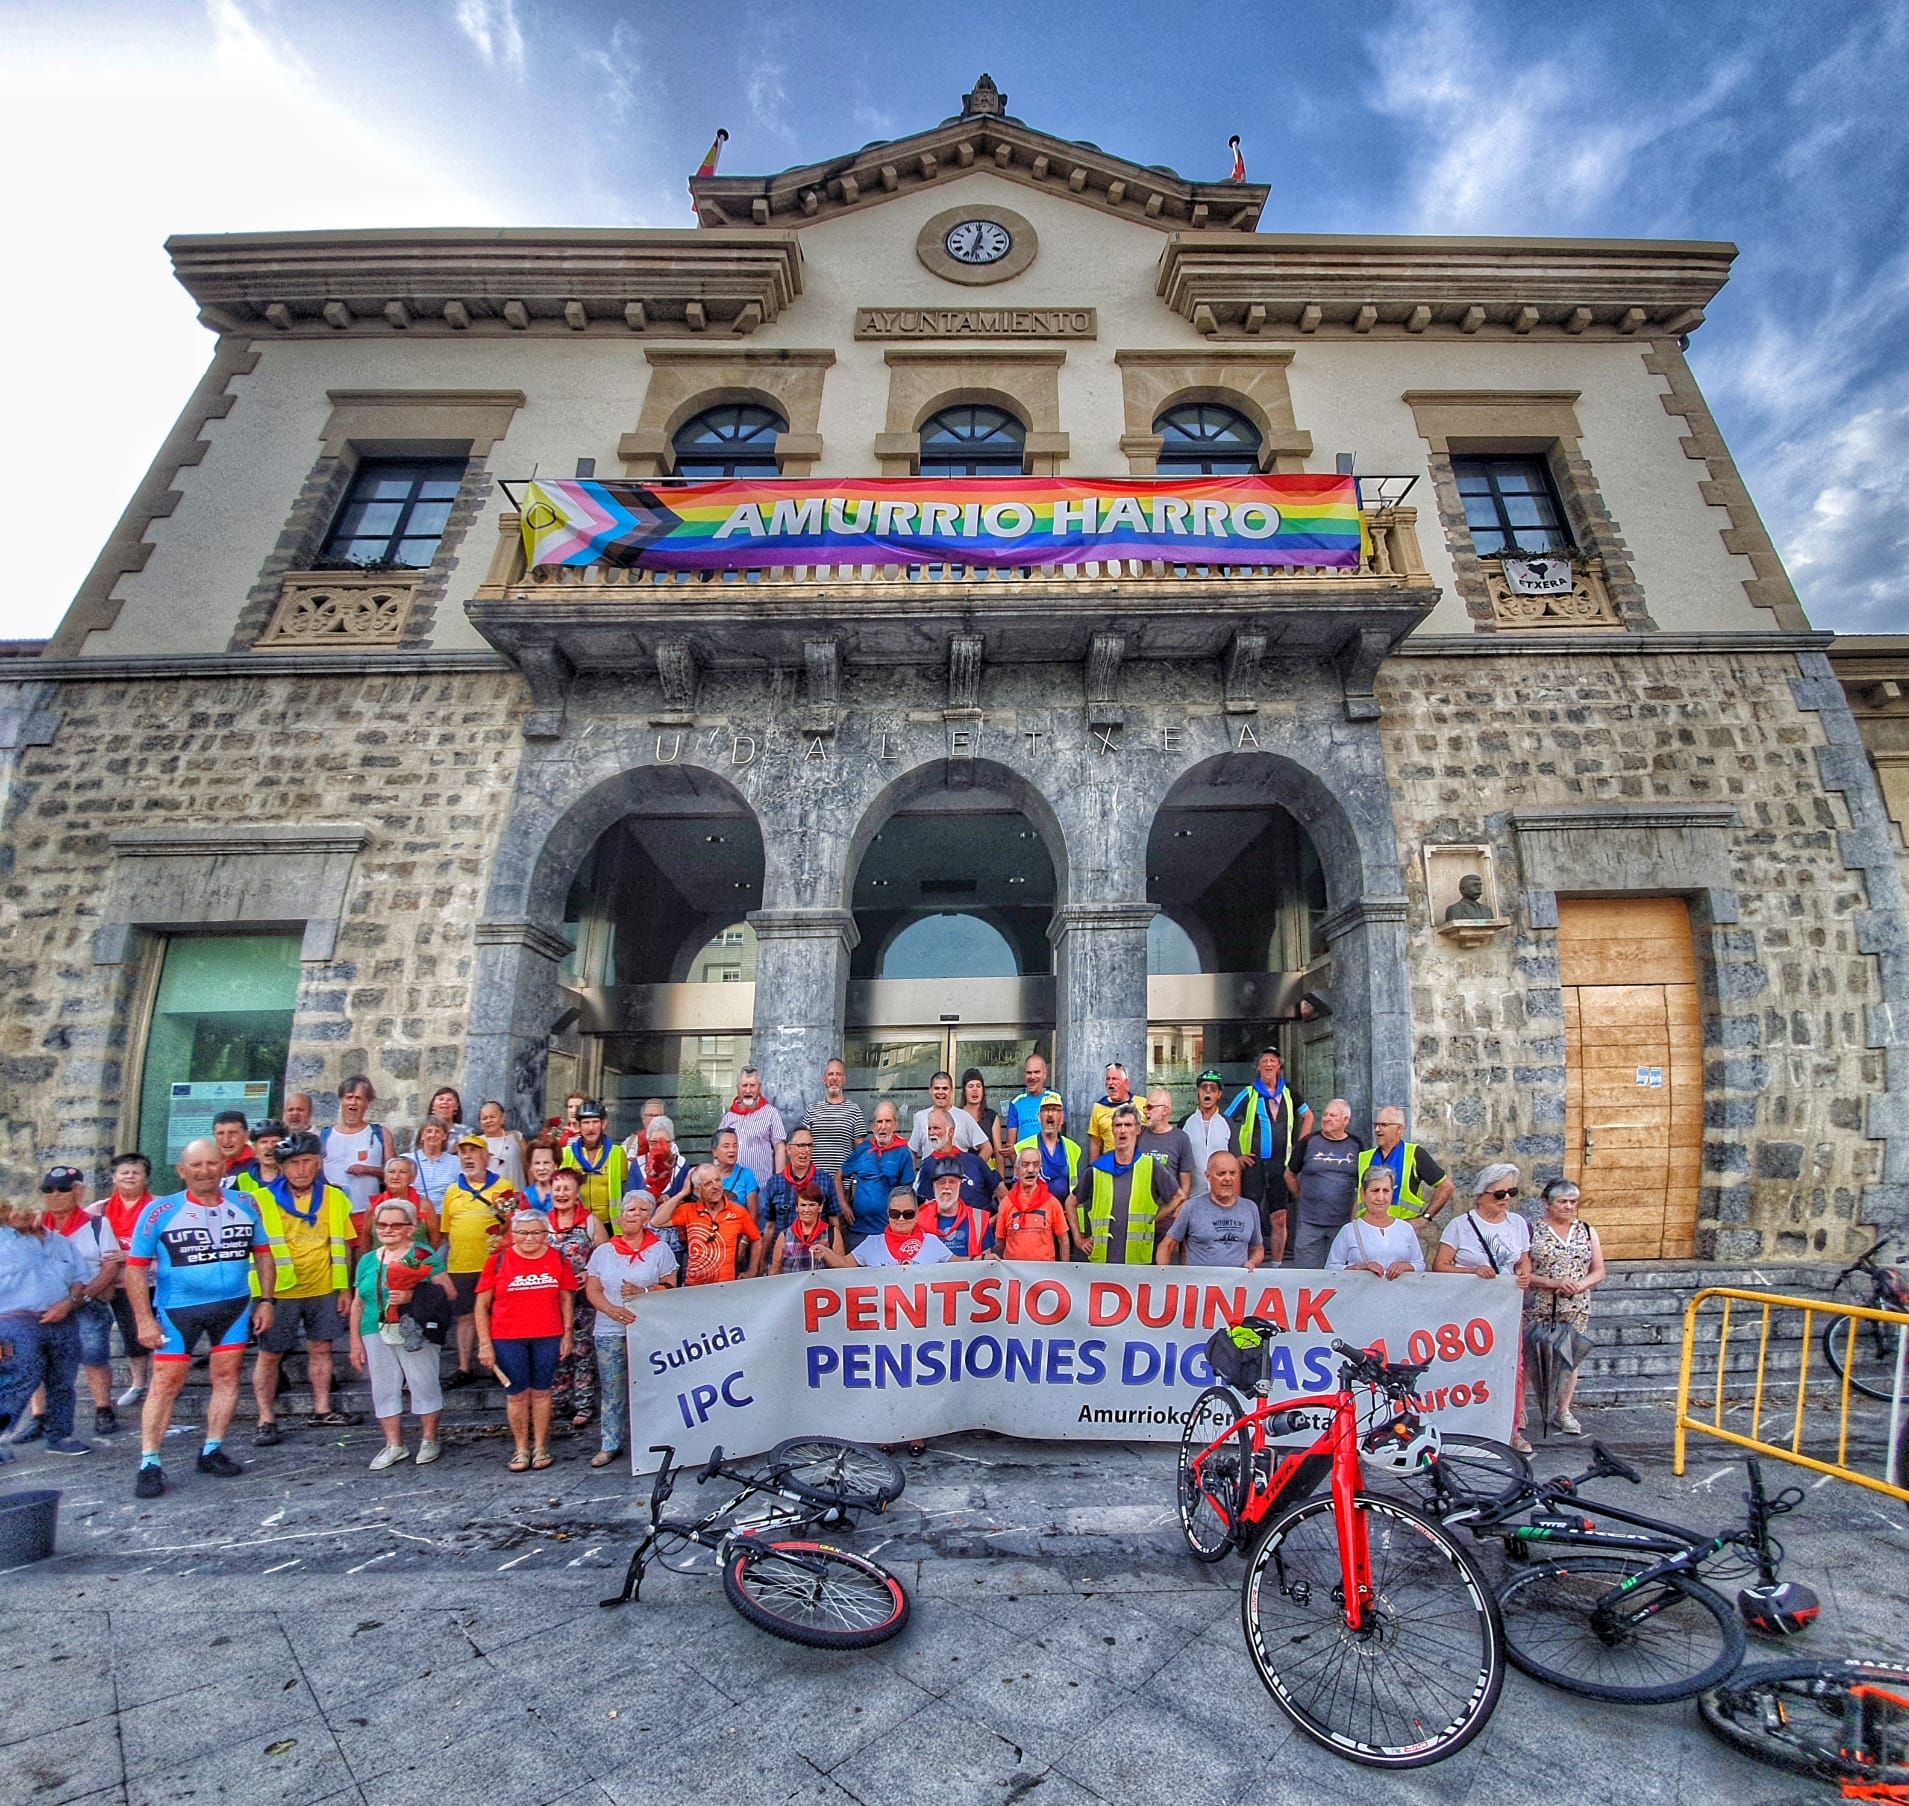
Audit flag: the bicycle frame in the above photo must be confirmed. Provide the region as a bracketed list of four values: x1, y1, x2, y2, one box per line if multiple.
[1192, 1384, 1377, 1629]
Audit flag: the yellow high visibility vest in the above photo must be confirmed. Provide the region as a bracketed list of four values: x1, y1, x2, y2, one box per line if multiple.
[1085, 1154, 1165, 1265]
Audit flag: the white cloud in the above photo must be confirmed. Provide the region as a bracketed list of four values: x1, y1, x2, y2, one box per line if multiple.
[452, 0, 524, 76]
[0, 0, 523, 640]
[1365, 0, 1748, 232]
[741, 18, 797, 145]
[584, 19, 643, 122]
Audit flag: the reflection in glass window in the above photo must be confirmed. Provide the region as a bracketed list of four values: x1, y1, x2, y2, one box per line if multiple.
[1451, 455, 1571, 555]
[1147, 913, 1202, 975]
[686, 921, 758, 983]
[918, 406, 1025, 476]
[672, 405, 785, 479]
[879, 912, 1019, 979]
[1154, 404, 1262, 476]
[320, 458, 466, 567]
[136, 935, 302, 1167]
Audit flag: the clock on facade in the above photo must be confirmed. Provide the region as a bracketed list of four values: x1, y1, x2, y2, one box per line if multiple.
[944, 219, 1012, 265]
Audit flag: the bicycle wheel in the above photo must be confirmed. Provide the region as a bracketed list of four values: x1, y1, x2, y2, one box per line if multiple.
[1391, 1433, 1533, 1516]
[1179, 1385, 1251, 1562]
[1700, 1657, 1909, 1782]
[722, 1539, 910, 1649]
[1240, 1490, 1504, 1768]
[767, 1437, 906, 1510]
[1824, 1314, 1899, 1403]
[1497, 1553, 1745, 1702]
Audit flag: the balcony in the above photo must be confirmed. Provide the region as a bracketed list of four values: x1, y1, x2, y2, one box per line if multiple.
[467, 498, 1438, 678]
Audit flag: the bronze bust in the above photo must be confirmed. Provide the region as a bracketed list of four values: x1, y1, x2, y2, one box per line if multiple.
[1444, 873, 1494, 921]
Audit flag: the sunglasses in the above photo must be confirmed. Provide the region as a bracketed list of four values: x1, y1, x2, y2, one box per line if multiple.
[375, 1219, 411, 1230]
[888, 1208, 918, 1221]
[1486, 1187, 1519, 1200]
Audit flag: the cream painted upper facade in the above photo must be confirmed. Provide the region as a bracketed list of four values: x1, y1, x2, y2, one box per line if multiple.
[66, 147, 1784, 658]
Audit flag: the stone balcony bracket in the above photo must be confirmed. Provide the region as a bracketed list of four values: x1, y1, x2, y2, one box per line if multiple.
[255, 569, 423, 649]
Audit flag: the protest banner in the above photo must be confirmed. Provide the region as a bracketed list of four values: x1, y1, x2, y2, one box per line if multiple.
[622, 1263, 1522, 1472]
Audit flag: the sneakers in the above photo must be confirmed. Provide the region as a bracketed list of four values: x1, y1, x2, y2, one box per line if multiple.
[1511, 1433, 1535, 1456]
[254, 1420, 283, 1447]
[443, 1369, 476, 1391]
[415, 1439, 441, 1466]
[116, 1383, 147, 1409]
[369, 1444, 409, 1472]
[196, 1448, 244, 1478]
[46, 1435, 92, 1456]
[134, 1464, 165, 1499]
[94, 1406, 118, 1436]
[1557, 1411, 1585, 1437]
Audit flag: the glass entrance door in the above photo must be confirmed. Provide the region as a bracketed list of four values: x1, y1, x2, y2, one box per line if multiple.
[842, 1027, 1050, 1139]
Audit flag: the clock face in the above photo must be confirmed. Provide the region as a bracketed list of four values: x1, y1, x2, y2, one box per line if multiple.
[943, 220, 1012, 265]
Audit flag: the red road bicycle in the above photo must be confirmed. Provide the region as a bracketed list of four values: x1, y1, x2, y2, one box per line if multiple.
[1177, 1318, 1506, 1768]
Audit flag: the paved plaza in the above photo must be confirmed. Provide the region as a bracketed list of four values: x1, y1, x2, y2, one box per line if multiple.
[2, 1401, 1905, 1806]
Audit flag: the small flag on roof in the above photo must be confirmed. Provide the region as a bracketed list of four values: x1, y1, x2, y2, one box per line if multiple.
[1228, 134, 1246, 183]
[690, 127, 729, 212]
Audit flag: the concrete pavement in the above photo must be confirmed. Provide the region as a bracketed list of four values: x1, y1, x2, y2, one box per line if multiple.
[2, 1400, 1906, 1805]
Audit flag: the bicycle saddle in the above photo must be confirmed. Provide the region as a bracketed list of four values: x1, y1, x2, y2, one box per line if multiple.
[1589, 1440, 1640, 1484]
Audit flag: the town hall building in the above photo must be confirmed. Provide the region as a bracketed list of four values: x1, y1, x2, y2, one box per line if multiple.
[3, 76, 1904, 1271]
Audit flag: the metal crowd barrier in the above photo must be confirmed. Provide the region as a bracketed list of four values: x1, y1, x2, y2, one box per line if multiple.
[1673, 1287, 1909, 1502]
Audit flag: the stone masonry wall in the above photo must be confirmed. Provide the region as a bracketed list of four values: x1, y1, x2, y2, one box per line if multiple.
[1381, 648, 1893, 1261]
[0, 666, 527, 1194]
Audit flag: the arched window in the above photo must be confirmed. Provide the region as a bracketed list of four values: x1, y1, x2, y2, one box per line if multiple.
[671, 404, 785, 479]
[919, 405, 1025, 476]
[1154, 403, 1262, 476]
[879, 913, 1020, 979]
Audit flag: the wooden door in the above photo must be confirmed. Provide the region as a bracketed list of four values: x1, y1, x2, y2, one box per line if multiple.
[1559, 898, 1702, 1259]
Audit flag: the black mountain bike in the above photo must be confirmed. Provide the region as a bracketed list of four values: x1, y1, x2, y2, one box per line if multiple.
[1824, 1239, 1908, 1401]
[600, 1436, 911, 1649]
[1414, 1439, 1809, 1701]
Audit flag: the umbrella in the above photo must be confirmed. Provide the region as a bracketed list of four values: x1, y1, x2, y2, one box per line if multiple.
[1523, 1291, 1593, 1439]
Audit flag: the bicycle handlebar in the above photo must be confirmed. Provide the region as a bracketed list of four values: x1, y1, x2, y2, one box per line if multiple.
[648, 1444, 678, 1519]
[1837, 1237, 1889, 1284]
[1330, 1338, 1430, 1396]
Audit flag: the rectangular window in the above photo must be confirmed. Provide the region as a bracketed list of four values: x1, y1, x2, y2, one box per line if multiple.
[136, 934, 302, 1169]
[320, 457, 467, 568]
[1451, 455, 1571, 556]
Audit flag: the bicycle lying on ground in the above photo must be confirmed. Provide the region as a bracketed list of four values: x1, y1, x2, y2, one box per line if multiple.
[1702, 1656, 1909, 1790]
[1824, 1239, 1909, 1401]
[599, 1436, 910, 1648]
[1413, 1433, 1815, 1701]
[1178, 1318, 1505, 1769]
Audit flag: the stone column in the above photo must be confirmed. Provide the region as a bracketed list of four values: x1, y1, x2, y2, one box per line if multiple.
[466, 919, 574, 1132]
[1049, 902, 1156, 1130]
[747, 908, 858, 1127]
[1320, 895, 1411, 1128]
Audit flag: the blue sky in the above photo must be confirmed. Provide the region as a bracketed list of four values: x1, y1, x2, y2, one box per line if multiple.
[3, 0, 1906, 636]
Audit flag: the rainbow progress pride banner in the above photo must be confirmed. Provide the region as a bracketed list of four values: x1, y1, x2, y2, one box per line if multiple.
[517, 474, 1363, 572]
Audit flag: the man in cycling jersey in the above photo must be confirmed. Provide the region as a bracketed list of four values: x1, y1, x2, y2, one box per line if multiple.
[123, 1137, 280, 1499]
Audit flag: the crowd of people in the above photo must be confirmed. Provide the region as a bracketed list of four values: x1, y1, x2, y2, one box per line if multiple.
[0, 1045, 1608, 1492]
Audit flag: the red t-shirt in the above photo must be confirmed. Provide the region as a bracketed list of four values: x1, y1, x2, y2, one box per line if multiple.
[103, 1191, 154, 1246]
[476, 1245, 579, 1339]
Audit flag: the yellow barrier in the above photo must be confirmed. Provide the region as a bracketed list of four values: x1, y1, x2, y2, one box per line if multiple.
[1673, 1287, 1909, 1502]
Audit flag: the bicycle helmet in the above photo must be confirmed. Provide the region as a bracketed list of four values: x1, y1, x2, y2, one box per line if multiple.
[1737, 1579, 1821, 1637]
[1361, 1413, 1443, 1476]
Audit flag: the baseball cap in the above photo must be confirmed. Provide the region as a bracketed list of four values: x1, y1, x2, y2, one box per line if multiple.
[1197, 1070, 1223, 1087]
[40, 1165, 85, 1192]
[1037, 1092, 1065, 1112]
[275, 1131, 323, 1160]
[456, 1131, 491, 1151]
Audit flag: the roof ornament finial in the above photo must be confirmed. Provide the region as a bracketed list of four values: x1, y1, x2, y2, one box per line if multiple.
[962, 74, 1006, 119]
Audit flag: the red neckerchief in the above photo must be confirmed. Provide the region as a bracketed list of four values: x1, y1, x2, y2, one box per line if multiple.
[611, 1229, 661, 1258]
[106, 1191, 152, 1239]
[727, 1095, 766, 1116]
[1005, 1179, 1050, 1216]
[787, 1214, 829, 1251]
[223, 1146, 257, 1175]
[373, 1187, 421, 1208]
[550, 1201, 591, 1234]
[871, 1135, 906, 1154]
[883, 1225, 925, 1262]
[781, 1163, 824, 1201]
[47, 1206, 90, 1237]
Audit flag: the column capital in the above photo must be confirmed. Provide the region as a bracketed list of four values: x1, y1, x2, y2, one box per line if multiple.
[473, 918, 575, 964]
[1318, 895, 1409, 943]
[747, 907, 861, 952]
[1047, 902, 1159, 945]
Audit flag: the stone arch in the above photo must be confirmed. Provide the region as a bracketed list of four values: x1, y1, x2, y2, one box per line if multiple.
[1150, 386, 1275, 450]
[909, 388, 1031, 436]
[840, 754, 1071, 915]
[662, 389, 789, 446]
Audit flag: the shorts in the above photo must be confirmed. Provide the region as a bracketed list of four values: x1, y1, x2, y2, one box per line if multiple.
[449, 1271, 480, 1315]
[1239, 1159, 1290, 1237]
[153, 1295, 252, 1363]
[74, 1297, 115, 1367]
[492, 1335, 561, 1395]
[257, 1292, 346, 1354]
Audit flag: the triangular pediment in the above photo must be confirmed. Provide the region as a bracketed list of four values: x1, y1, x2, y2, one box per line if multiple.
[692, 75, 1266, 236]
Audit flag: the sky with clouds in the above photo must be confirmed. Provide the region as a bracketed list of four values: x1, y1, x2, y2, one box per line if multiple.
[3, 0, 1905, 638]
